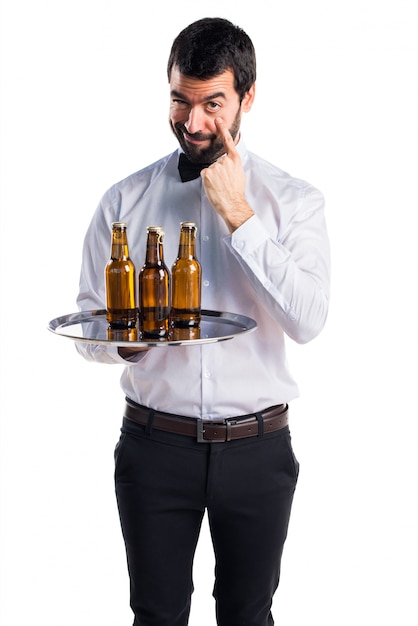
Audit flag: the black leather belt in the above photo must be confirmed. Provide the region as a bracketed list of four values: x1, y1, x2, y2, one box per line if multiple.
[124, 399, 288, 443]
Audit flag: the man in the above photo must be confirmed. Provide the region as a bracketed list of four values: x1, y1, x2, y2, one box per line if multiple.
[76, 17, 330, 626]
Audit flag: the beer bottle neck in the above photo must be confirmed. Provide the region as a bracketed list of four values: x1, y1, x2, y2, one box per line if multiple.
[178, 229, 196, 259]
[145, 231, 164, 264]
[110, 228, 130, 260]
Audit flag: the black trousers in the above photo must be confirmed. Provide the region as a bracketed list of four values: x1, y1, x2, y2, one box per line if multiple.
[114, 411, 299, 626]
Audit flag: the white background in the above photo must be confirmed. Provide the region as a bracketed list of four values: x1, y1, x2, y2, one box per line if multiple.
[1, 1, 417, 624]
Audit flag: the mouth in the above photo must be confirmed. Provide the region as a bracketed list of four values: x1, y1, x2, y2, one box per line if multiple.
[179, 126, 215, 145]
[184, 134, 208, 145]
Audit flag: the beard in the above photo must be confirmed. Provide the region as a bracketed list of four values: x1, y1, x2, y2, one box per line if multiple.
[170, 108, 242, 164]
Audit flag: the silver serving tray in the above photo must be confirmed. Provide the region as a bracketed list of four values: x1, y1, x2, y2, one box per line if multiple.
[48, 309, 257, 347]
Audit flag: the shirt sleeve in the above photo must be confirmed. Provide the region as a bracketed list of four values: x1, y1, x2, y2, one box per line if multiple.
[226, 185, 330, 344]
[74, 194, 141, 365]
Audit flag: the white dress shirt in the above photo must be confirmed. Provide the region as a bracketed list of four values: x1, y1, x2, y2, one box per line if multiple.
[76, 139, 330, 420]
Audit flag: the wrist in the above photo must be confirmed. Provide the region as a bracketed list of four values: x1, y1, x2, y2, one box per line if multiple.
[223, 200, 254, 233]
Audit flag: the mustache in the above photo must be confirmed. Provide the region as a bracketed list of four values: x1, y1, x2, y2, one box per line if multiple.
[176, 123, 216, 142]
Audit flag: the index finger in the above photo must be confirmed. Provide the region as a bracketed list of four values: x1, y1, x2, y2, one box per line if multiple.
[215, 117, 238, 156]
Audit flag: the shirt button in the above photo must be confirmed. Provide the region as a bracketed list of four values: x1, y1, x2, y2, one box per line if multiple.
[203, 235, 209, 242]
[204, 370, 211, 378]
[203, 280, 210, 287]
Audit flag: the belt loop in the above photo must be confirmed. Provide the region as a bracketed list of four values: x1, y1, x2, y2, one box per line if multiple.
[145, 409, 155, 436]
[255, 412, 264, 438]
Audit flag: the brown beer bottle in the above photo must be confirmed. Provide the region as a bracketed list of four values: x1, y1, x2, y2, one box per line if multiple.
[105, 222, 137, 329]
[170, 221, 201, 328]
[138, 226, 170, 338]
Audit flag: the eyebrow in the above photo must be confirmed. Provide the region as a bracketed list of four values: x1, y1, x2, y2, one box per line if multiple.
[170, 89, 227, 103]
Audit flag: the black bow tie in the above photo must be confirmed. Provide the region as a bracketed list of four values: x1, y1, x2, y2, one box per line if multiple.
[178, 153, 211, 182]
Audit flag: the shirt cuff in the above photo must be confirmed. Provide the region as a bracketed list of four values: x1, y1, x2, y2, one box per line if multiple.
[229, 214, 269, 255]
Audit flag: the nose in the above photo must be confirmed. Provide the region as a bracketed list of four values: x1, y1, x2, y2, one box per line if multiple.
[184, 106, 205, 135]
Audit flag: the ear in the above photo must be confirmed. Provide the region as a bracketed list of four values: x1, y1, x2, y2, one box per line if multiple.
[241, 83, 256, 112]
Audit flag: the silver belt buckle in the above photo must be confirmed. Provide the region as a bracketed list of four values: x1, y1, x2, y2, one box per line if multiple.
[197, 417, 237, 443]
[196, 419, 206, 443]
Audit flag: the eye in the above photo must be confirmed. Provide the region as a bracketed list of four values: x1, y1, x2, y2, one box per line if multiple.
[172, 99, 189, 110]
[206, 101, 221, 112]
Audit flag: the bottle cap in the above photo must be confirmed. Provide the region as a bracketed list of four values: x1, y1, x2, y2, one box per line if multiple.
[112, 222, 127, 229]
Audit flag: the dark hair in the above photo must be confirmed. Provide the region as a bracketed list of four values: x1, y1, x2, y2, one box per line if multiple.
[167, 17, 256, 101]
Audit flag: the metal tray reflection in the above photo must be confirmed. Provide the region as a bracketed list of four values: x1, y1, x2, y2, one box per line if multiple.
[48, 309, 257, 347]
